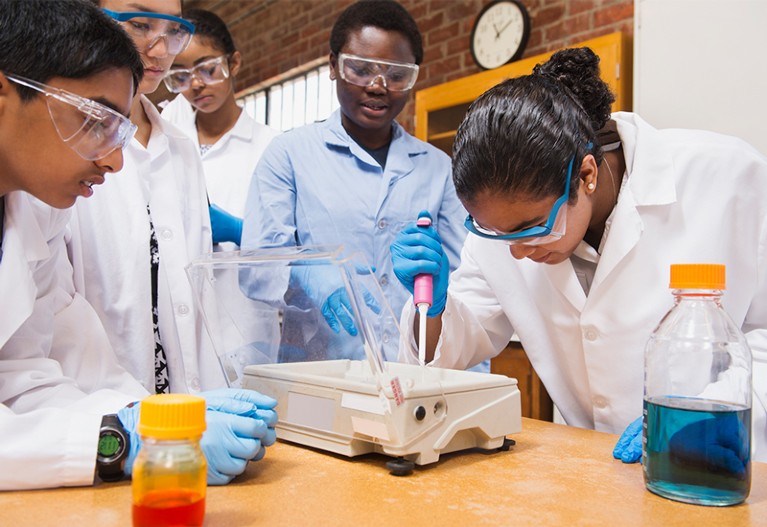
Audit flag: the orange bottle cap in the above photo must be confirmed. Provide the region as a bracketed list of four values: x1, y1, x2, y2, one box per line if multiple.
[138, 394, 206, 439]
[669, 263, 725, 290]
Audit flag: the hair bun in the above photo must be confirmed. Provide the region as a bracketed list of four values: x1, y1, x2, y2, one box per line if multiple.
[533, 47, 615, 133]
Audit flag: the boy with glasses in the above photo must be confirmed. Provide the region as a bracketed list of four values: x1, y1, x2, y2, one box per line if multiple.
[0, 0, 147, 490]
[1, 0, 277, 491]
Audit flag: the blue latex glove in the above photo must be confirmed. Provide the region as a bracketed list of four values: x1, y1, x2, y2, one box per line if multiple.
[613, 416, 643, 463]
[296, 264, 381, 336]
[210, 203, 243, 245]
[322, 285, 381, 336]
[668, 414, 749, 480]
[200, 407, 272, 485]
[117, 402, 142, 476]
[119, 388, 279, 485]
[390, 210, 448, 317]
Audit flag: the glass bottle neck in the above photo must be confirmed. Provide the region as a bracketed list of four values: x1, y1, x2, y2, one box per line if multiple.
[141, 436, 202, 446]
[672, 288, 723, 299]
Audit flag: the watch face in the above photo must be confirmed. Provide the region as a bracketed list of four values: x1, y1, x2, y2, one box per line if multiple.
[98, 432, 122, 458]
[471, 0, 530, 70]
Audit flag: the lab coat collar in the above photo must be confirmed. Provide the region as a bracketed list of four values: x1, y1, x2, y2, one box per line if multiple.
[0, 192, 54, 347]
[191, 106, 254, 147]
[612, 112, 677, 206]
[543, 113, 677, 308]
[225, 108, 255, 142]
[584, 113, 675, 291]
[4, 192, 51, 262]
[140, 95, 190, 142]
[321, 109, 428, 169]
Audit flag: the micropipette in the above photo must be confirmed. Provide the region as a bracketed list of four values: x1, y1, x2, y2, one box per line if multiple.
[414, 215, 433, 366]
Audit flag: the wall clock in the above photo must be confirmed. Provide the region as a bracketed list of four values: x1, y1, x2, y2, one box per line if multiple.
[470, 0, 531, 70]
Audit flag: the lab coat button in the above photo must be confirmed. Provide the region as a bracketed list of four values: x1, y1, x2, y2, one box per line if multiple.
[379, 274, 389, 286]
[189, 377, 200, 391]
[383, 332, 390, 343]
[592, 396, 607, 408]
[160, 228, 173, 240]
[377, 219, 387, 229]
[585, 329, 598, 341]
[177, 304, 190, 316]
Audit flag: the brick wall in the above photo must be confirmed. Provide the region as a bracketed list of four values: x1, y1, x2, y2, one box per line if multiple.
[184, 0, 634, 132]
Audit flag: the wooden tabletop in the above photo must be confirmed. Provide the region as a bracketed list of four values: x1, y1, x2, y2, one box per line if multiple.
[2, 418, 765, 526]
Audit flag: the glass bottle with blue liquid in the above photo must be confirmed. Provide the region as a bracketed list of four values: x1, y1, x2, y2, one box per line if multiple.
[644, 263, 752, 506]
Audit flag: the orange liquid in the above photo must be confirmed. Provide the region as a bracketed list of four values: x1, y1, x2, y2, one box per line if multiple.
[133, 489, 205, 527]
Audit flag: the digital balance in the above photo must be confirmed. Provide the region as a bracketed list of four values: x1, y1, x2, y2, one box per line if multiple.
[186, 246, 521, 474]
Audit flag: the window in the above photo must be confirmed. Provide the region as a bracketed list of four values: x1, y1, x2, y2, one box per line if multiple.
[239, 62, 339, 132]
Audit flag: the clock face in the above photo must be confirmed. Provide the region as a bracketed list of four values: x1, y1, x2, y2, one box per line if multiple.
[471, 1, 530, 70]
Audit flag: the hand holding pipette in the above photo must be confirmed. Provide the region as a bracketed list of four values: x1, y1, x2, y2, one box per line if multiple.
[414, 215, 433, 366]
[390, 210, 450, 364]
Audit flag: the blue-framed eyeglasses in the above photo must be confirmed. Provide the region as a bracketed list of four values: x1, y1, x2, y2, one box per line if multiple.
[5, 74, 137, 161]
[465, 155, 575, 246]
[103, 9, 195, 55]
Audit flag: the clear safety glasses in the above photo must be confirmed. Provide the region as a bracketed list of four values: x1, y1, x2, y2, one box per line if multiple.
[103, 8, 195, 55]
[465, 155, 575, 246]
[6, 74, 137, 161]
[164, 56, 230, 93]
[337, 53, 419, 92]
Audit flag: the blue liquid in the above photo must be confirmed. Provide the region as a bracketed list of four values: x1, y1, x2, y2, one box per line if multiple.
[643, 397, 751, 506]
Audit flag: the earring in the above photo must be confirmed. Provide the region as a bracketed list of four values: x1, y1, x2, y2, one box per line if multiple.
[587, 183, 596, 190]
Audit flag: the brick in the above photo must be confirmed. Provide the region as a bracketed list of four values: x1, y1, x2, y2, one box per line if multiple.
[182, 0, 635, 129]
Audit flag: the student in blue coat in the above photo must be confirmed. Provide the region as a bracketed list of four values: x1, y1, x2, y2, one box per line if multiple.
[241, 0, 476, 366]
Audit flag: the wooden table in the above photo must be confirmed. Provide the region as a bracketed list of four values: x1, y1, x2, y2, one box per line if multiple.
[2, 418, 765, 526]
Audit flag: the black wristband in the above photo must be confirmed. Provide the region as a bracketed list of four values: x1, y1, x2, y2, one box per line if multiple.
[96, 414, 129, 482]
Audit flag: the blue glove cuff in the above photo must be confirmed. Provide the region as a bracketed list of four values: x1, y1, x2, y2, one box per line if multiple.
[117, 403, 142, 475]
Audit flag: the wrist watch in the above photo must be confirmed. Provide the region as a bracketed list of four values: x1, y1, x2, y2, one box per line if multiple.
[96, 414, 129, 482]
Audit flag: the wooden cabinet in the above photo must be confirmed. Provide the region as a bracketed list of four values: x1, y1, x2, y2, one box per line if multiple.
[491, 342, 553, 422]
[415, 32, 632, 421]
[415, 31, 632, 156]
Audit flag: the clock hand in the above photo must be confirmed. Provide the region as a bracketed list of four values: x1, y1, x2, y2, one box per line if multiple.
[492, 21, 501, 40]
[497, 18, 513, 35]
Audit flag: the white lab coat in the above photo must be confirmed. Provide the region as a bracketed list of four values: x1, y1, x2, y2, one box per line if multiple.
[68, 96, 224, 394]
[0, 191, 147, 490]
[161, 95, 280, 218]
[401, 112, 767, 461]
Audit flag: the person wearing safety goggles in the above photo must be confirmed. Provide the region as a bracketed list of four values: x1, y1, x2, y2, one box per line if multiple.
[0, 0, 150, 490]
[391, 47, 767, 466]
[161, 8, 280, 249]
[68, 0, 278, 486]
[240, 0, 473, 368]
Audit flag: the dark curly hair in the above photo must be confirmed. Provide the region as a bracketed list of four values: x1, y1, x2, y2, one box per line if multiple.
[452, 47, 615, 205]
[329, 0, 423, 64]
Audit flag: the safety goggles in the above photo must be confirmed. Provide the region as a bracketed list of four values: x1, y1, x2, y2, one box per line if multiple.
[6, 74, 137, 161]
[164, 56, 230, 93]
[337, 53, 419, 91]
[103, 8, 195, 55]
[465, 155, 575, 246]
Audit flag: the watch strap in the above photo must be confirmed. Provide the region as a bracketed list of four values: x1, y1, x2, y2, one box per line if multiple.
[97, 413, 129, 482]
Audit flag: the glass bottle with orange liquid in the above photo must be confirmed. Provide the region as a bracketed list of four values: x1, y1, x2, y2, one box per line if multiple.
[132, 394, 207, 527]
